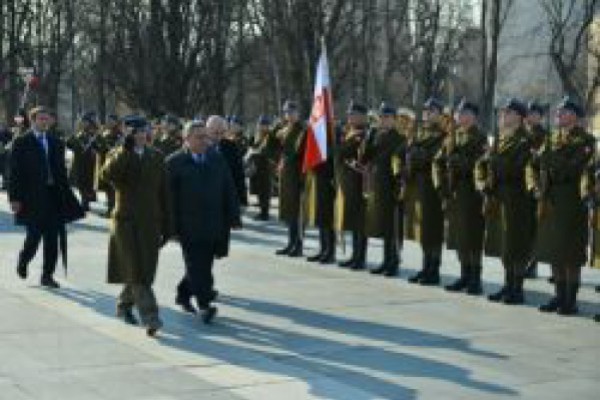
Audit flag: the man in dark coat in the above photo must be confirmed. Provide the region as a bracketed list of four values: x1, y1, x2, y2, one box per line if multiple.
[8, 106, 83, 288]
[0, 122, 12, 189]
[166, 120, 241, 323]
[99, 115, 170, 336]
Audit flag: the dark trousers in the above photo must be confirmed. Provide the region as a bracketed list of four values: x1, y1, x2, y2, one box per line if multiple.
[177, 240, 216, 308]
[18, 187, 60, 278]
[258, 190, 270, 216]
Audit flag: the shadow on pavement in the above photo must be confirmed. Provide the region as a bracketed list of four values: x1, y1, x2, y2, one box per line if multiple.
[48, 287, 518, 400]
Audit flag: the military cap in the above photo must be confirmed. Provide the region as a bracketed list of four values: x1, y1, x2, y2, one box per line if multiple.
[557, 96, 584, 118]
[527, 101, 546, 116]
[456, 99, 479, 116]
[257, 114, 271, 125]
[122, 115, 147, 130]
[347, 101, 368, 115]
[423, 97, 444, 112]
[500, 98, 527, 118]
[282, 100, 298, 113]
[228, 115, 243, 125]
[378, 102, 397, 116]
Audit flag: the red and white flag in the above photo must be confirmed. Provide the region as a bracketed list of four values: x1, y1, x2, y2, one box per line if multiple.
[303, 42, 334, 172]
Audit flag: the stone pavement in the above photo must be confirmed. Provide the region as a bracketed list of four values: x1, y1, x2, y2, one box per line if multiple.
[0, 191, 598, 400]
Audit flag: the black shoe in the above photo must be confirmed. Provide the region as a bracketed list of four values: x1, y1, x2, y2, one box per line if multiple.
[547, 276, 555, 284]
[594, 314, 600, 322]
[503, 290, 524, 305]
[318, 253, 336, 265]
[383, 266, 399, 278]
[539, 297, 560, 312]
[370, 264, 387, 275]
[117, 309, 139, 325]
[201, 306, 218, 324]
[41, 276, 60, 289]
[338, 258, 355, 268]
[419, 272, 440, 286]
[350, 261, 366, 271]
[306, 252, 323, 262]
[16, 262, 27, 280]
[488, 287, 507, 302]
[176, 297, 197, 314]
[466, 282, 483, 296]
[445, 277, 468, 292]
[408, 270, 424, 284]
[287, 246, 303, 257]
[595, 286, 600, 294]
[275, 246, 292, 256]
[253, 213, 269, 221]
[146, 320, 163, 337]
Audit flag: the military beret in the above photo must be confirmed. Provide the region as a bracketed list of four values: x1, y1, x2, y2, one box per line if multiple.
[527, 101, 546, 116]
[122, 115, 148, 130]
[457, 99, 479, 116]
[282, 100, 298, 113]
[557, 96, 584, 118]
[257, 114, 271, 125]
[501, 97, 527, 118]
[378, 102, 397, 116]
[347, 101, 368, 115]
[423, 97, 444, 112]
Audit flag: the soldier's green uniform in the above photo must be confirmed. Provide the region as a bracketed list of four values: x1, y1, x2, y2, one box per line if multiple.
[335, 103, 369, 270]
[275, 101, 306, 257]
[304, 141, 336, 264]
[405, 98, 446, 285]
[477, 99, 534, 304]
[66, 117, 100, 211]
[360, 103, 406, 276]
[535, 98, 594, 315]
[249, 116, 279, 220]
[434, 101, 487, 295]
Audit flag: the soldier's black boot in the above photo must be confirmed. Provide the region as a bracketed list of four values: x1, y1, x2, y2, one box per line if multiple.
[489, 268, 510, 302]
[466, 264, 483, 295]
[445, 263, 469, 292]
[383, 239, 399, 277]
[372, 238, 393, 275]
[287, 222, 303, 257]
[558, 283, 579, 316]
[350, 235, 367, 271]
[504, 270, 525, 305]
[307, 229, 326, 262]
[338, 233, 357, 268]
[420, 256, 440, 286]
[596, 285, 600, 293]
[524, 260, 537, 279]
[408, 255, 429, 283]
[319, 230, 336, 264]
[276, 224, 295, 255]
[594, 314, 600, 322]
[539, 281, 563, 312]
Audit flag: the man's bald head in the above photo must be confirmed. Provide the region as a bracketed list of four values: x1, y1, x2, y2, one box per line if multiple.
[206, 115, 228, 140]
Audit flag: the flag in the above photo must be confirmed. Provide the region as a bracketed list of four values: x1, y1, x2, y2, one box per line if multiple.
[303, 41, 334, 172]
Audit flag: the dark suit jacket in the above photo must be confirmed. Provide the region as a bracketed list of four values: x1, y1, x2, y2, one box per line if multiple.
[218, 139, 248, 206]
[166, 149, 241, 257]
[8, 130, 83, 226]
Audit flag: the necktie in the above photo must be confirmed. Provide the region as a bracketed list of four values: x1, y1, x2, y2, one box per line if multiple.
[38, 133, 54, 185]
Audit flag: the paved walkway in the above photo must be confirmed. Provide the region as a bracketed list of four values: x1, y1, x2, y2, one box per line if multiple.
[0, 192, 598, 399]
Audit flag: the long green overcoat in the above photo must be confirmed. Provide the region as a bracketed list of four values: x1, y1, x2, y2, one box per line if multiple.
[277, 121, 306, 223]
[99, 146, 170, 285]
